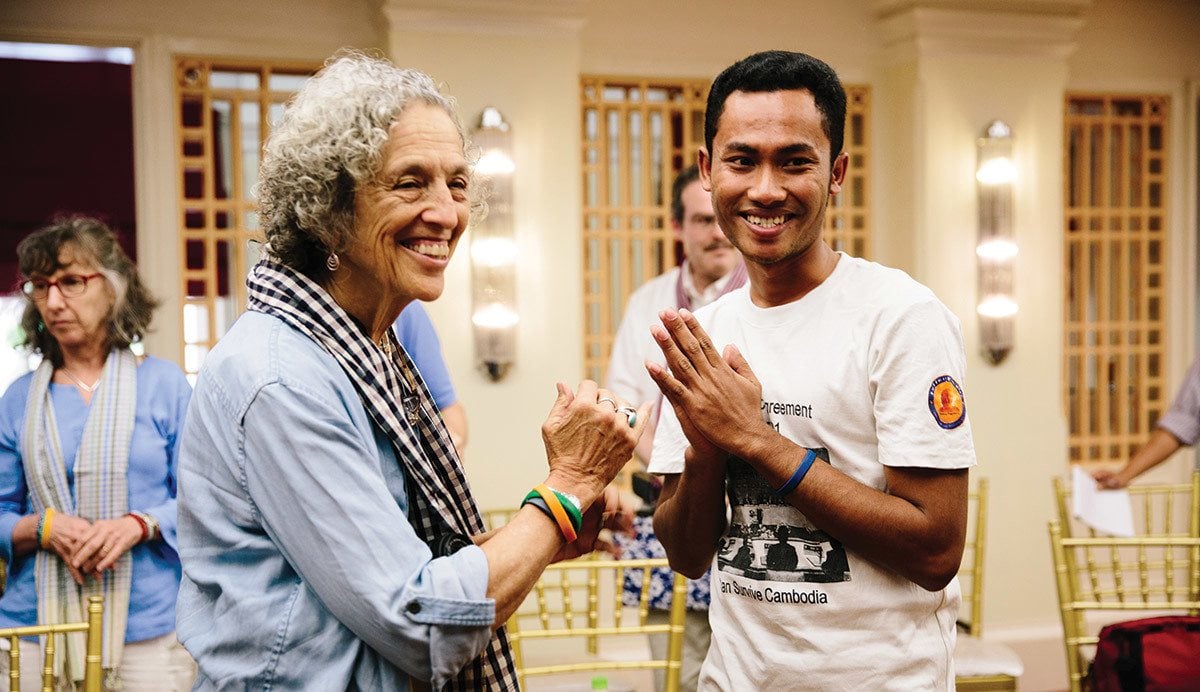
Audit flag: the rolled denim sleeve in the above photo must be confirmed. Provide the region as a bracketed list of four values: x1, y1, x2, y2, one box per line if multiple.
[240, 380, 493, 685]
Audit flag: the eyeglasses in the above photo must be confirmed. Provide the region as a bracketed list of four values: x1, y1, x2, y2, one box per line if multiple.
[21, 273, 104, 301]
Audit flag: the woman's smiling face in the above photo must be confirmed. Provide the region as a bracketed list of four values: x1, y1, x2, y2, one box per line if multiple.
[343, 102, 471, 307]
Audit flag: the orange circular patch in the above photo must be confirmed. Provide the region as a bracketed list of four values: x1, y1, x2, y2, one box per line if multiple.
[928, 375, 966, 429]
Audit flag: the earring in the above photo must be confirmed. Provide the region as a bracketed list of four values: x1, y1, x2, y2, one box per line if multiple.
[326, 252, 340, 272]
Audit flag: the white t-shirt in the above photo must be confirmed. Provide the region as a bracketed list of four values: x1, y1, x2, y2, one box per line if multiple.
[649, 254, 976, 691]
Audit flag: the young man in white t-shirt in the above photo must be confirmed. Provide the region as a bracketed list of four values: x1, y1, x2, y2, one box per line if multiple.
[646, 50, 976, 690]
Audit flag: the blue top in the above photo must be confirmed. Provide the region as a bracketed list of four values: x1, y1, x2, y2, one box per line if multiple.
[393, 303, 457, 410]
[0, 356, 190, 642]
[175, 311, 493, 690]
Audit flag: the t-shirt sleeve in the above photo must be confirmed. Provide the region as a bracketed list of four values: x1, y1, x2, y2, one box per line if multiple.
[1157, 356, 1200, 446]
[394, 303, 457, 410]
[605, 293, 660, 407]
[871, 296, 977, 471]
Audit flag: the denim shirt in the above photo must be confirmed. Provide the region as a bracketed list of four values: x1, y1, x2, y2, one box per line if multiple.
[176, 311, 495, 690]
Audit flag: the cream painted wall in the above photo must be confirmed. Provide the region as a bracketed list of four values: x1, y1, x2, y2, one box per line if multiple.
[578, 0, 880, 83]
[915, 48, 1073, 637]
[384, 19, 584, 511]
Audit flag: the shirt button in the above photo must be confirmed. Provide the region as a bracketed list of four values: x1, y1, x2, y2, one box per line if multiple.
[406, 601, 422, 614]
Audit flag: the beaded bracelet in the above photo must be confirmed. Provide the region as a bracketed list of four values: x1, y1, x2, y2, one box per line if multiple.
[127, 512, 150, 543]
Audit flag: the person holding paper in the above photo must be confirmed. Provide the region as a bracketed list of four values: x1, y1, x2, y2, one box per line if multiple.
[1093, 355, 1200, 489]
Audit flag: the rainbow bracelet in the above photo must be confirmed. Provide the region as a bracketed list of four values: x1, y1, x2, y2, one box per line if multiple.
[525, 484, 578, 542]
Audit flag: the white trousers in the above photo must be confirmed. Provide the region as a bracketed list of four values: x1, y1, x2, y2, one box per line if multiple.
[646, 609, 712, 692]
[0, 632, 196, 692]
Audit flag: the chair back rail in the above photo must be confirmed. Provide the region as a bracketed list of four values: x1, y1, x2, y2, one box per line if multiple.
[507, 556, 687, 691]
[0, 595, 103, 692]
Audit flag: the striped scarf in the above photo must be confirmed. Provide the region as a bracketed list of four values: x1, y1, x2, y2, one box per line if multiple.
[246, 258, 519, 691]
[22, 349, 137, 682]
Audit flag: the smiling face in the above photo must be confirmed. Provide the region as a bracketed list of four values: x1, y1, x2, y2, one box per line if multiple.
[699, 89, 847, 276]
[674, 179, 739, 291]
[339, 102, 470, 322]
[30, 243, 116, 352]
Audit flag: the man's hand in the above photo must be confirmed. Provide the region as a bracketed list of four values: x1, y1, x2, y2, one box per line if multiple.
[645, 308, 769, 457]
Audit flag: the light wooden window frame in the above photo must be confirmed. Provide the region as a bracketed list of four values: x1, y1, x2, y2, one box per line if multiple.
[580, 77, 871, 383]
[173, 56, 318, 380]
[1063, 92, 1170, 464]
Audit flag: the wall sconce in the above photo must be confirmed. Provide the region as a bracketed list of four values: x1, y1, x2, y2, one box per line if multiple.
[470, 107, 518, 381]
[975, 120, 1017, 365]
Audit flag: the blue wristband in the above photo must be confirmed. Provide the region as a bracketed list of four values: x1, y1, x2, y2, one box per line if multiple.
[775, 448, 817, 496]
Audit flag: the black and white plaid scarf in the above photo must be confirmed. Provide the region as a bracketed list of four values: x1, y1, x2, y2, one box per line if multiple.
[246, 258, 518, 690]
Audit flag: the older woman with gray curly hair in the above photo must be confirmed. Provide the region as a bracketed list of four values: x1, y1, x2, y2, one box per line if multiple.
[175, 51, 647, 690]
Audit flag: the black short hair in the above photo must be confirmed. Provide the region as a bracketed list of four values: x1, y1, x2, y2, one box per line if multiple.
[704, 50, 847, 163]
[670, 164, 701, 225]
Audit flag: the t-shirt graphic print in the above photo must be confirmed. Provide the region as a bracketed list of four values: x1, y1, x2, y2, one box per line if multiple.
[718, 450, 850, 584]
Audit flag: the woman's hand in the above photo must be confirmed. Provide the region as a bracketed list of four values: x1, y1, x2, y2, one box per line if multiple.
[43, 513, 93, 585]
[551, 486, 636, 563]
[540, 380, 650, 508]
[70, 516, 144, 578]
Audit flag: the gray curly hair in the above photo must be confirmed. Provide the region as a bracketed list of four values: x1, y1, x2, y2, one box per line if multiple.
[256, 50, 472, 278]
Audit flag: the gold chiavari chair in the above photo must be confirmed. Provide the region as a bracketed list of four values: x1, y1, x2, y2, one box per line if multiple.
[1052, 470, 1200, 539]
[507, 557, 687, 691]
[1048, 522, 1200, 692]
[0, 595, 104, 692]
[955, 477, 1023, 691]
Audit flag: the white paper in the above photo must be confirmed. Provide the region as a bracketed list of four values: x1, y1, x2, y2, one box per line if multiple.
[1071, 466, 1135, 537]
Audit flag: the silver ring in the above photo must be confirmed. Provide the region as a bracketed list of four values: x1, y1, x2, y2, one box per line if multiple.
[598, 397, 618, 410]
[616, 406, 638, 428]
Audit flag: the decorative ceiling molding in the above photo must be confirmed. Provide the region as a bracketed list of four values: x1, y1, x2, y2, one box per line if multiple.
[875, 0, 1091, 60]
[381, 0, 585, 37]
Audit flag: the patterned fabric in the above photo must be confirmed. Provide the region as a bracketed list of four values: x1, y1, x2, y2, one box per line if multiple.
[245, 259, 517, 691]
[22, 349, 137, 680]
[616, 515, 711, 611]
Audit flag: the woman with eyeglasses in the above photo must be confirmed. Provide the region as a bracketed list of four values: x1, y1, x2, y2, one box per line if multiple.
[0, 217, 195, 690]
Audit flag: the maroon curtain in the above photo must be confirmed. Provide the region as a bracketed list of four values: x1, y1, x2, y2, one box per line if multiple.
[0, 57, 135, 289]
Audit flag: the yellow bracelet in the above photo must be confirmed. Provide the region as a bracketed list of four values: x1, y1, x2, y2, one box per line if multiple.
[532, 484, 578, 542]
[39, 508, 56, 550]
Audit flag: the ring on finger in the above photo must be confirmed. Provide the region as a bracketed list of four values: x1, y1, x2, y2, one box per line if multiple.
[597, 397, 618, 410]
[616, 406, 638, 428]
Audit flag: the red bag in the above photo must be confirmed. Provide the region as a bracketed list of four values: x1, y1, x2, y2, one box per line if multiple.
[1088, 615, 1200, 691]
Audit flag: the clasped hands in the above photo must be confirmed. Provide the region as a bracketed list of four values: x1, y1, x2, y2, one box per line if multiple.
[541, 380, 648, 561]
[644, 308, 768, 463]
[42, 512, 145, 585]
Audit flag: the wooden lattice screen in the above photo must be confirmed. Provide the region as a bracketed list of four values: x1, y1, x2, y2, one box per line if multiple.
[1063, 93, 1170, 464]
[580, 78, 871, 383]
[174, 57, 317, 381]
